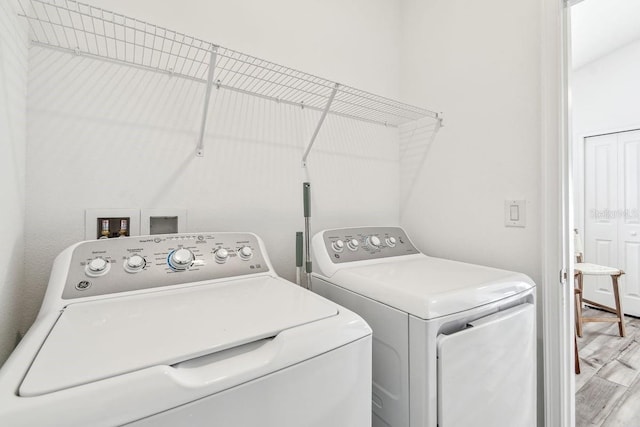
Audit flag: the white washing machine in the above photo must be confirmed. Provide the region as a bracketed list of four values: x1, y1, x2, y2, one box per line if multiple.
[0, 232, 372, 426]
[311, 226, 536, 427]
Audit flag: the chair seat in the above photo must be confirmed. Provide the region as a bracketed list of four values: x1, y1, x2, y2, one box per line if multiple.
[575, 262, 622, 276]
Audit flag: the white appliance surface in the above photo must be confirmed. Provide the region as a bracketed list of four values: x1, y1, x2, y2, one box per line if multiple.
[0, 232, 372, 427]
[329, 256, 533, 319]
[21, 276, 337, 396]
[312, 226, 535, 319]
[437, 304, 536, 427]
[311, 226, 537, 427]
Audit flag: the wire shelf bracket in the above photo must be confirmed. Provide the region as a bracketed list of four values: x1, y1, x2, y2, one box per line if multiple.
[302, 83, 339, 168]
[18, 0, 443, 158]
[196, 46, 218, 157]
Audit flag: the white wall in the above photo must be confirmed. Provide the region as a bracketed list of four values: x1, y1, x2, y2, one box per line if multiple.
[398, 0, 541, 282]
[69, 0, 401, 100]
[23, 0, 402, 328]
[397, 0, 543, 423]
[0, 0, 28, 366]
[572, 39, 640, 232]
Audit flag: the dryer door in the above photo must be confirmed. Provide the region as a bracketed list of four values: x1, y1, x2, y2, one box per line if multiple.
[437, 303, 536, 427]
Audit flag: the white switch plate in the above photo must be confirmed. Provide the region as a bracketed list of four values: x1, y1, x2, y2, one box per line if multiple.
[85, 208, 141, 240]
[141, 208, 187, 235]
[505, 200, 526, 227]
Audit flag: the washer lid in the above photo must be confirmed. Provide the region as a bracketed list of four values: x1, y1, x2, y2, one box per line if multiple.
[19, 276, 337, 397]
[327, 256, 535, 319]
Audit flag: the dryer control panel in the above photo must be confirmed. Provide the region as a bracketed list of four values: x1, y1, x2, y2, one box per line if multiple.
[61, 232, 270, 299]
[320, 226, 419, 264]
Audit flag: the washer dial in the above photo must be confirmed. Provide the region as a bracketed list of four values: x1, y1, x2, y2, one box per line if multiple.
[385, 237, 397, 247]
[347, 239, 359, 251]
[238, 246, 253, 260]
[124, 254, 146, 273]
[215, 248, 229, 263]
[85, 257, 110, 277]
[332, 240, 345, 252]
[168, 248, 194, 270]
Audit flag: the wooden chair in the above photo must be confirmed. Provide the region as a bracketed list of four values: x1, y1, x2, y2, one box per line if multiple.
[573, 229, 626, 338]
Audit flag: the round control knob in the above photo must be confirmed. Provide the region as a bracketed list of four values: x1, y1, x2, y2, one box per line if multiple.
[168, 248, 194, 270]
[347, 239, 359, 251]
[386, 237, 397, 247]
[332, 239, 345, 252]
[238, 246, 253, 260]
[215, 248, 229, 263]
[85, 257, 110, 277]
[124, 254, 146, 273]
[367, 235, 381, 248]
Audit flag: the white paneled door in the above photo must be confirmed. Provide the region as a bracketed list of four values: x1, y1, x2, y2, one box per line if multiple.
[584, 130, 640, 316]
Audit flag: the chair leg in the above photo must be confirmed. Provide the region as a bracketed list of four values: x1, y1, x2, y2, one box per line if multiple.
[574, 332, 580, 375]
[575, 273, 584, 338]
[611, 274, 626, 337]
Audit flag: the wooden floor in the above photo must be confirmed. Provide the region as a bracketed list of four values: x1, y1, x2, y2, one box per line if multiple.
[575, 307, 640, 427]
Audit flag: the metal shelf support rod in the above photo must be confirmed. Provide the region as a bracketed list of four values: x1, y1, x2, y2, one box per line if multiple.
[301, 83, 339, 167]
[196, 46, 218, 157]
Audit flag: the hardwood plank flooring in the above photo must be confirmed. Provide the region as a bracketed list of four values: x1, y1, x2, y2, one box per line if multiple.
[576, 307, 640, 427]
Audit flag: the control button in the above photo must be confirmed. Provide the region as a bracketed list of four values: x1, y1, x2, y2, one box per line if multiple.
[332, 240, 345, 252]
[215, 248, 229, 263]
[85, 257, 110, 277]
[238, 246, 253, 260]
[168, 248, 194, 270]
[367, 235, 381, 248]
[347, 239, 359, 251]
[386, 237, 397, 247]
[124, 254, 146, 273]
[154, 237, 161, 243]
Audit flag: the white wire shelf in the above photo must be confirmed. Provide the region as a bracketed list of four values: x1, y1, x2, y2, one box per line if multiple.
[18, 0, 441, 128]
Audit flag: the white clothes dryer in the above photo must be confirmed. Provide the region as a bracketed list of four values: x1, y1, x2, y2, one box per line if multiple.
[0, 232, 372, 426]
[311, 226, 536, 427]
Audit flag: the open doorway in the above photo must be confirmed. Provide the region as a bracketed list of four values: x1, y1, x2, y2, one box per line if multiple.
[570, 1, 640, 425]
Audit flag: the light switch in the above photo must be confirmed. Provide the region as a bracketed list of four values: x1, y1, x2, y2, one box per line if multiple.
[510, 205, 519, 221]
[505, 200, 526, 227]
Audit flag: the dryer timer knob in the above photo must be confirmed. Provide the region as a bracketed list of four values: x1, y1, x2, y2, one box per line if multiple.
[367, 235, 381, 248]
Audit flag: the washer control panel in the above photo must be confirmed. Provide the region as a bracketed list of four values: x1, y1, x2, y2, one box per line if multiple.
[62, 232, 268, 299]
[321, 226, 419, 264]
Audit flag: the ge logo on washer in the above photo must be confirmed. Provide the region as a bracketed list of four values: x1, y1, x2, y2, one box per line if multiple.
[75, 280, 91, 291]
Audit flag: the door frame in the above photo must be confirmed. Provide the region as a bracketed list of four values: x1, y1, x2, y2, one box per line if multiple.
[541, 0, 574, 426]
